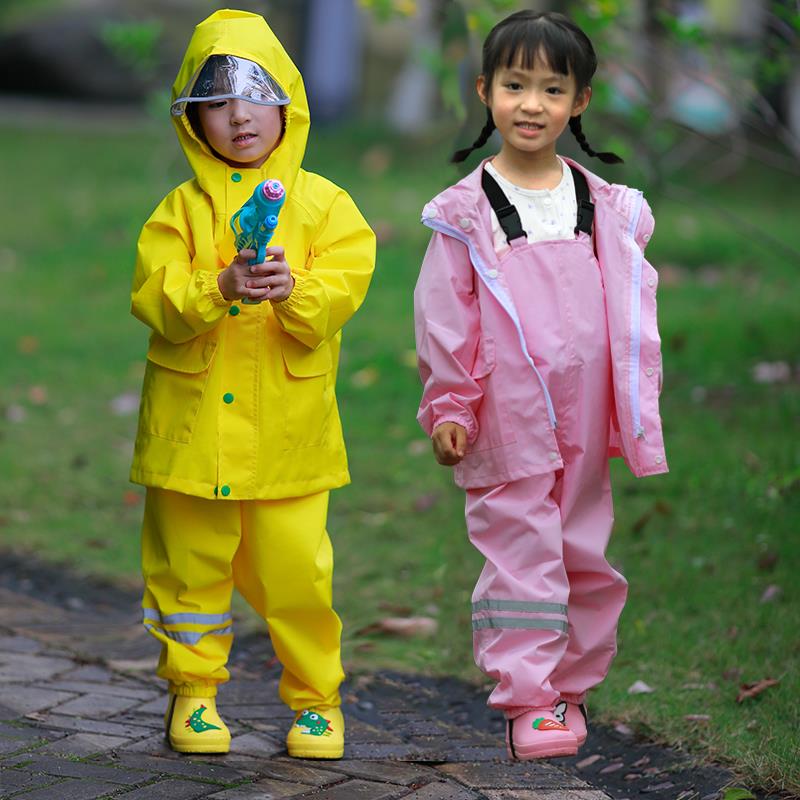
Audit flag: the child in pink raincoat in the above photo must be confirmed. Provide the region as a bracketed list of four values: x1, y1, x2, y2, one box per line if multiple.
[414, 10, 668, 760]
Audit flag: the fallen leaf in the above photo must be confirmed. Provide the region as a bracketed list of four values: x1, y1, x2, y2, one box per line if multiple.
[684, 714, 711, 723]
[759, 584, 781, 603]
[737, 678, 780, 703]
[5, 405, 26, 423]
[721, 789, 756, 800]
[614, 722, 633, 736]
[28, 385, 48, 405]
[752, 361, 790, 384]
[413, 492, 440, 513]
[350, 366, 379, 389]
[624, 773, 642, 781]
[122, 490, 142, 507]
[599, 762, 625, 774]
[374, 616, 438, 638]
[575, 754, 603, 769]
[628, 679, 655, 694]
[400, 349, 418, 369]
[17, 335, 39, 354]
[110, 393, 140, 416]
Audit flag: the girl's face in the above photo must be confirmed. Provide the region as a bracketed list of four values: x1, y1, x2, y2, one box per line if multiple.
[478, 53, 590, 161]
[197, 98, 283, 169]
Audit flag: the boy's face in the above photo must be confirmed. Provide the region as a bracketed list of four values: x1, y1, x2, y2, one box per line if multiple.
[197, 98, 283, 169]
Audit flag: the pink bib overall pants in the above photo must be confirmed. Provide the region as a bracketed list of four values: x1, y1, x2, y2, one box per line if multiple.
[466, 210, 628, 719]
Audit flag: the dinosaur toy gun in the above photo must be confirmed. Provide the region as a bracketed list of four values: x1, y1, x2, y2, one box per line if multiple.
[229, 178, 286, 304]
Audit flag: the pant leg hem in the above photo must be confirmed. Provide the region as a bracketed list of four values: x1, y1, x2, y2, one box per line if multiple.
[168, 682, 219, 698]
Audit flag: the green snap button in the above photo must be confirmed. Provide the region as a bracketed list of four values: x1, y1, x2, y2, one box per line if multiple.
[223, 392, 234, 404]
[220, 485, 231, 497]
[231, 172, 242, 182]
[229, 305, 240, 316]
[214, 487, 218, 496]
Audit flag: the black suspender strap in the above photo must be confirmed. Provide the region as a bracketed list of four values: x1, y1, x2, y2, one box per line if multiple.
[481, 164, 595, 241]
[569, 165, 594, 236]
[481, 168, 526, 243]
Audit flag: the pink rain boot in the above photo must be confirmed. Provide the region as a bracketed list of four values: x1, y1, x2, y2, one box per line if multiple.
[506, 707, 578, 759]
[555, 698, 588, 746]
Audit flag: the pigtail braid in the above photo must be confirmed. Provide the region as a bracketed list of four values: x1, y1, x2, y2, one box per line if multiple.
[569, 115, 623, 165]
[451, 108, 496, 164]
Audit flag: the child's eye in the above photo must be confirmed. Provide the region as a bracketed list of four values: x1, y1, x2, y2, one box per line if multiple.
[207, 100, 227, 109]
[546, 87, 563, 95]
[505, 82, 523, 91]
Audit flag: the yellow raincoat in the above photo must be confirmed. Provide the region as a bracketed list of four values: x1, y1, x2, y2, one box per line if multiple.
[130, 10, 376, 500]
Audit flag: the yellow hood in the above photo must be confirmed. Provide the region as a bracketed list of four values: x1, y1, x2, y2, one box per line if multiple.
[171, 9, 309, 196]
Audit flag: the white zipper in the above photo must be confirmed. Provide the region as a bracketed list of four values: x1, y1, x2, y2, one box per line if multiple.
[422, 217, 558, 430]
[626, 192, 645, 438]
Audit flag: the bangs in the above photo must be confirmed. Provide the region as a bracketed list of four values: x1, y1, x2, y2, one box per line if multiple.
[488, 15, 596, 87]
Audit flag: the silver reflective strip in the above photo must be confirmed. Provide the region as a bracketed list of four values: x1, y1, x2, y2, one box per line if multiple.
[142, 608, 232, 626]
[472, 617, 568, 633]
[472, 599, 567, 616]
[626, 191, 645, 438]
[144, 624, 233, 645]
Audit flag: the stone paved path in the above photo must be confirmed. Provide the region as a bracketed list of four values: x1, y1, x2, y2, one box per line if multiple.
[0, 557, 753, 800]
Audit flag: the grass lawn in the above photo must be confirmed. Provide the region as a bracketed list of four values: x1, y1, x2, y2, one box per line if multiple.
[0, 109, 797, 794]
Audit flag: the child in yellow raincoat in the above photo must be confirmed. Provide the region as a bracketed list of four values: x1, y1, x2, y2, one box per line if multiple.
[130, 9, 375, 758]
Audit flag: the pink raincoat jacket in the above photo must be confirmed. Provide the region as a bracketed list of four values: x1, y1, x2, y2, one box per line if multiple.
[414, 158, 668, 489]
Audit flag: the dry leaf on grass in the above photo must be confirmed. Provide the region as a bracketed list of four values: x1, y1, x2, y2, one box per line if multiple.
[359, 616, 438, 638]
[736, 678, 780, 703]
[627, 679, 655, 694]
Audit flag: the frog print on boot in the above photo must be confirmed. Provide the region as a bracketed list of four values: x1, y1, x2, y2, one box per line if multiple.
[165, 694, 231, 754]
[286, 706, 344, 759]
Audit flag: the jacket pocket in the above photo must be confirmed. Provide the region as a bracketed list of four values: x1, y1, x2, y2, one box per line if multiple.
[280, 335, 334, 450]
[467, 335, 516, 453]
[139, 336, 217, 444]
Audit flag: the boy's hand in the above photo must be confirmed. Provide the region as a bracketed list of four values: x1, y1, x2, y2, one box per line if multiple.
[248, 246, 295, 303]
[431, 422, 467, 466]
[218, 247, 295, 303]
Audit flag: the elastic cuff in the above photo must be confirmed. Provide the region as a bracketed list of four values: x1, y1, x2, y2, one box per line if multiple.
[434, 413, 478, 446]
[274, 268, 307, 310]
[200, 270, 230, 307]
[169, 681, 218, 698]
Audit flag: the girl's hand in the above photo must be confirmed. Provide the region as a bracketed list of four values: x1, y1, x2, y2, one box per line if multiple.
[432, 422, 467, 466]
[248, 246, 295, 303]
[217, 247, 295, 303]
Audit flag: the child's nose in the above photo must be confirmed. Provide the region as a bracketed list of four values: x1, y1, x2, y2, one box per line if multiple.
[521, 91, 544, 112]
[230, 100, 251, 123]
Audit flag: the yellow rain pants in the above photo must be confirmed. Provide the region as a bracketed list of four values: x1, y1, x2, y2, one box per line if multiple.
[141, 487, 344, 710]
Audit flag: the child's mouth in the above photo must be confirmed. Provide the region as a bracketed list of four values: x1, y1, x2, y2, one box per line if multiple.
[516, 122, 544, 130]
[233, 133, 256, 145]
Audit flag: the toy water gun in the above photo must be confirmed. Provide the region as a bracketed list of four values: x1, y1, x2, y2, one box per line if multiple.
[229, 178, 286, 304]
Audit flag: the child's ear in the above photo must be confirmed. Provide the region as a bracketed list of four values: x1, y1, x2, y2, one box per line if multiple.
[572, 86, 591, 117]
[476, 75, 489, 106]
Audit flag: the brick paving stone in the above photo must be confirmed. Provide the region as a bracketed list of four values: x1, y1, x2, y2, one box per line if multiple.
[345, 742, 426, 760]
[0, 767, 61, 795]
[113, 752, 257, 783]
[218, 703, 286, 721]
[252, 757, 345, 787]
[8, 778, 122, 799]
[46, 680, 159, 701]
[0, 687, 78, 715]
[292, 779, 401, 799]
[38, 732, 130, 756]
[322, 759, 440, 786]
[24, 712, 156, 738]
[52, 692, 142, 718]
[59, 664, 116, 683]
[403, 782, 484, 800]
[483, 791, 611, 800]
[0, 635, 42, 654]
[0, 736, 32, 755]
[343, 718, 406, 745]
[400, 746, 505, 763]
[0, 721, 65, 744]
[229, 731, 284, 757]
[114, 778, 222, 799]
[205, 779, 317, 798]
[116, 731, 175, 756]
[0, 652, 76, 684]
[3, 753, 153, 784]
[134, 695, 169, 715]
[436, 761, 592, 789]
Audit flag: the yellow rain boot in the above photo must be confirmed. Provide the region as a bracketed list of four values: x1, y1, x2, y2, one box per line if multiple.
[286, 706, 344, 759]
[165, 694, 231, 754]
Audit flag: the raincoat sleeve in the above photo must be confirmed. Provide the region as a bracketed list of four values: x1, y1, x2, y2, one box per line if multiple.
[414, 230, 482, 444]
[271, 190, 376, 349]
[131, 190, 229, 344]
